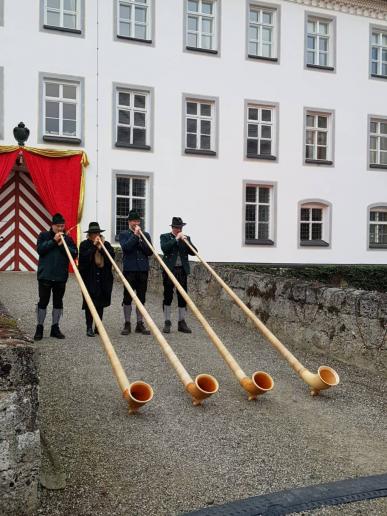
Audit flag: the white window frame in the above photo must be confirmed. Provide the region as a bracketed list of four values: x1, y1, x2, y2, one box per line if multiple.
[369, 117, 387, 169]
[246, 103, 277, 159]
[304, 110, 334, 165]
[185, 0, 218, 53]
[44, 0, 81, 31]
[115, 88, 151, 149]
[367, 204, 387, 249]
[244, 183, 275, 245]
[370, 28, 387, 78]
[117, 0, 152, 41]
[42, 79, 81, 141]
[299, 201, 330, 247]
[114, 174, 151, 239]
[247, 3, 278, 60]
[184, 97, 217, 155]
[305, 14, 335, 71]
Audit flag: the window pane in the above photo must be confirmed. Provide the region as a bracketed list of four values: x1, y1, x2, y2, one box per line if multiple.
[201, 120, 211, 135]
[200, 135, 211, 149]
[47, 0, 60, 8]
[261, 109, 272, 122]
[200, 104, 211, 116]
[118, 92, 130, 106]
[132, 178, 146, 197]
[262, 28, 272, 42]
[188, 0, 198, 12]
[118, 110, 130, 125]
[117, 197, 130, 216]
[45, 118, 59, 134]
[187, 133, 197, 148]
[47, 11, 61, 26]
[383, 34, 387, 46]
[202, 18, 212, 34]
[246, 186, 256, 203]
[319, 22, 328, 35]
[307, 51, 315, 65]
[311, 223, 322, 240]
[307, 36, 315, 50]
[246, 205, 256, 222]
[187, 102, 197, 115]
[262, 44, 271, 58]
[383, 64, 387, 76]
[46, 83, 60, 97]
[306, 131, 314, 145]
[46, 101, 59, 118]
[63, 85, 77, 99]
[202, 35, 212, 49]
[318, 116, 327, 128]
[307, 21, 315, 33]
[305, 145, 314, 160]
[259, 205, 269, 222]
[249, 42, 258, 55]
[317, 146, 327, 160]
[119, 21, 130, 36]
[306, 115, 315, 127]
[187, 118, 197, 133]
[132, 199, 145, 219]
[63, 13, 76, 29]
[371, 62, 378, 75]
[134, 111, 146, 127]
[117, 177, 130, 196]
[381, 152, 387, 165]
[245, 222, 255, 240]
[317, 132, 327, 145]
[262, 12, 272, 24]
[261, 125, 271, 138]
[249, 26, 258, 41]
[258, 223, 269, 240]
[300, 208, 310, 221]
[371, 47, 378, 60]
[248, 124, 258, 138]
[135, 24, 146, 39]
[381, 137, 387, 151]
[247, 139, 258, 155]
[202, 2, 213, 15]
[370, 211, 376, 222]
[319, 38, 328, 51]
[378, 226, 387, 244]
[248, 108, 258, 121]
[319, 53, 328, 66]
[134, 95, 146, 108]
[117, 126, 131, 143]
[64, 0, 77, 11]
[370, 121, 377, 133]
[116, 217, 127, 234]
[312, 208, 322, 221]
[120, 5, 131, 20]
[300, 223, 310, 240]
[259, 187, 270, 203]
[249, 9, 258, 23]
[63, 119, 76, 136]
[135, 6, 146, 22]
[188, 32, 198, 47]
[370, 136, 377, 150]
[188, 16, 198, 31]
[63, 103, 76, 120]
[381, 123, 387, 134]
[370, 150, 377, 164]
[260, 140, 272, 155]
[133, 128, 146, 145]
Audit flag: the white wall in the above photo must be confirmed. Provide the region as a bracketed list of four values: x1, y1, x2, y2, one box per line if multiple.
[1, 0, 386, 264]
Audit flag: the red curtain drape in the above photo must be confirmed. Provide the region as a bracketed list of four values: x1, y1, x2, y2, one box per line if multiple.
[0, 150, 19, 189]
[23, 151, 83, 244]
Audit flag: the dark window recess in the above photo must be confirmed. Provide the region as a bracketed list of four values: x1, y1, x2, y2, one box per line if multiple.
[43, 135, 81, 145]
[43, 25, 82, 34]
[184, 149, 216, 156]
[300, 240, 329, 247]
[370, 164, 387, 170]
[305, 159, 333, 166]
[248, 55, 278, 62]
[116, 35, 152, 44]
[247, 154, 276, 160]
[245, 239, 274, 246]
[115, 142, 151, 151]
[307, 64, 334, 71]
[186, 46, 218, 55]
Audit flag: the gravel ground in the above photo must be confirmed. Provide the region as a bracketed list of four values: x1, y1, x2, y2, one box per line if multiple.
[0, 272, 386, 516]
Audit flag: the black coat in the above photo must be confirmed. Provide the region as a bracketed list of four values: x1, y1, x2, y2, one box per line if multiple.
[119, 230, 153, 272]
[37, 230, 78, 282]
[78, 239, 115, 309]
[160, 233, 196, 275]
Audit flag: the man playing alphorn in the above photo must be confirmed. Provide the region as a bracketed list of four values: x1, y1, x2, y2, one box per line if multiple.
[34, 213, 78, 341]
[119, 209, 152, 335]
[160, 217, 197, 334]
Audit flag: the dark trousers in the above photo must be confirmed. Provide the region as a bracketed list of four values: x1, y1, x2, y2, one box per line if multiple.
[163, 267, 188, 308]
[85, 306, 104, 328]
[38, 280, 66, 309]
[122, 271, 149, 305]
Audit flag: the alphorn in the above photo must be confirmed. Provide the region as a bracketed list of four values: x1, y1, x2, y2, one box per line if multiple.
[59, 234, 154, 414]
[183, 239, 340, 396]
[99, 240, 218, 406]
[139, 230, 274, 400]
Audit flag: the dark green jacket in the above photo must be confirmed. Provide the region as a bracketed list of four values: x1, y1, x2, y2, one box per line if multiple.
[37, 230, 78, 282]
[160, 233, 196, 275]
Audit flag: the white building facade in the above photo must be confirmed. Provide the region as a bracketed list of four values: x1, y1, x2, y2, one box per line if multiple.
[0, 0, 387, 265]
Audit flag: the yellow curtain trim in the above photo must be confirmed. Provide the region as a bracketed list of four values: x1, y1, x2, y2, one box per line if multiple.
[0, 145, 89, 167]
[0, 145, 19, 153]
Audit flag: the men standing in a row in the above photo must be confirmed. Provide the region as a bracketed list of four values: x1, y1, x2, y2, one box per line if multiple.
[119, 209, 152, 335]
[160, 217, 196, 334]
[79, 222, 115, 337]
[34, 213, 78, 341]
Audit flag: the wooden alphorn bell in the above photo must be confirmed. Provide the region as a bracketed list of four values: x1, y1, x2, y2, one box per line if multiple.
[183, 239, 340, 396]
[59, 234, 154, 414]
[139, 230, 274, 400]
[99, 240, 218, 406]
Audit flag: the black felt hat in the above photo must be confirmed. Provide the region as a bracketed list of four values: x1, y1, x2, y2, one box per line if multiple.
[85, 222, 105, 234]
[170, 217, 186, 227]
[51, 213, 65, 224]
[127, 210, 141, 221]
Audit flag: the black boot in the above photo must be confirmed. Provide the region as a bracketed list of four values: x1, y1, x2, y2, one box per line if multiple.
[94, 325, 99, 335]
[50, 324, 65, 339]
[34, 324, 44, 341]
[86, 327, 95, 337]
[121, 322, 131, 335]
[178, 320, 192, 334]
[163, 320, 171, 334]
[135, 321, 150, 335]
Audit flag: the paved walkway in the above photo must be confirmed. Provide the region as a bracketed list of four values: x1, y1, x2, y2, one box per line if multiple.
[0, 272, 386, 516]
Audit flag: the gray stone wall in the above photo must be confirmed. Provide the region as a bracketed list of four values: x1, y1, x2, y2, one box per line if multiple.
[0, 311, 40, 516]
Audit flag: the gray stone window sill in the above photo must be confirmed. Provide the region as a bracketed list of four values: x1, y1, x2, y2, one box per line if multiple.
[116, 35, 152, 44]
[43, 24, 82, 34]
[43, 135, 81, 145]
[115, 142, 151, 151]
[305, 159, 333, 166]
[307, 64, 335, 72]
[247, 154, 277, 161]
[248, 55, 278, 63]
[300, 240, 329, 247]
[369, 243, 387, 249]
[370, 164, 387, 170]
[371, 74, 387, 80]
[184, 149, 217, 157]
[186, 46, 218, 55]
[245, 239, 274, 246]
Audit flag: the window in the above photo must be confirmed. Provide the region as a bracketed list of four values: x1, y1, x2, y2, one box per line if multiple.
[115, 175, 149, 237]
[246, 103, 277, 159]
[42, 78, 81, 143]
[371, 29, 387, 78]
[369, 207, 387, 248]
[248, 3, 278, 60]
[115, 88, 151, 150]
[306, 15, 335, 70]
[0, 0, 3, 27]
[305, 111, 333, 165]
[184, 98, 217, 155]
[299, 202, 330, 247]
[43, 0, 81, 32]
[117, 0, 152, 42]
[186, 0, 218, 53]
[369, 118, 387, 168]
[244, 184, 274, 245]
[0, 68, 3, 140]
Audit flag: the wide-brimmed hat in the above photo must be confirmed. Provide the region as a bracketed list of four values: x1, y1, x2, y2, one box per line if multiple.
[52, 213, 65, 224]
[85, 222, 105, 234]
[170, 217, 186, 227]
[127, 210, 141, 221]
